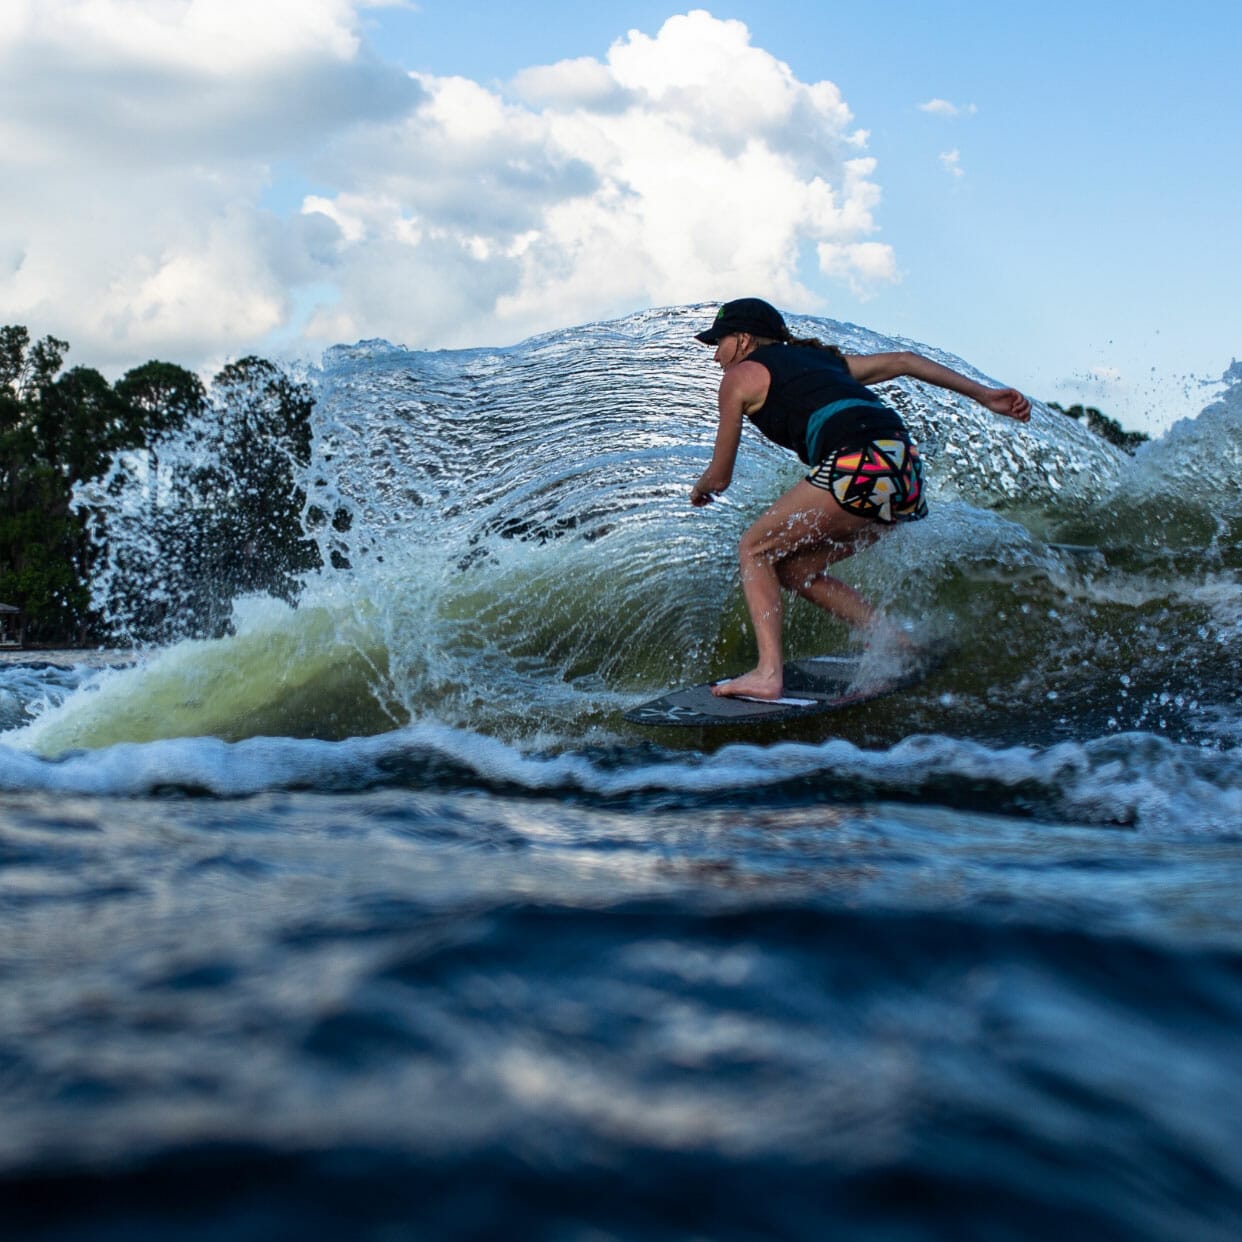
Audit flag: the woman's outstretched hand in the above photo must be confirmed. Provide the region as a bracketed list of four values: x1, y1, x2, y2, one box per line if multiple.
[984, 387, 1032, 422]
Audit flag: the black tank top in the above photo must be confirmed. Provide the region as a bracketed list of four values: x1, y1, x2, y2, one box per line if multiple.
[747, 343, 906, 465]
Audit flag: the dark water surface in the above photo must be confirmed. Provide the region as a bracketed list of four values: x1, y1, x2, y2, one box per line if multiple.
[4, 776, 1242, 1240]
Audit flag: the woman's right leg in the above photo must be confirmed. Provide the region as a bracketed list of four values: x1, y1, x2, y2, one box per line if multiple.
[713, 480, 881, 700]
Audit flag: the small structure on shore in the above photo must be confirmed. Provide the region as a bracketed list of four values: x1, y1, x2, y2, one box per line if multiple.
[0, 603, 23, 648]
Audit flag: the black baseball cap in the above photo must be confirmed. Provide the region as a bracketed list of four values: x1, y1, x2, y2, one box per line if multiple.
[694, 298, 787, 344]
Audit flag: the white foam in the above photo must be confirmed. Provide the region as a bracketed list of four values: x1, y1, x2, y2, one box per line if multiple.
[3, 723, 1239, 839]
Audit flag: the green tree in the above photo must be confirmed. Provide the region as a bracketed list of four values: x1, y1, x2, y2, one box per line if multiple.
[89, 355, 322, 643]
[0, 328, 100, 642]
[1, 325, 324, 646]
[1048, 402, 1150, 454]
[113, 360, 207, 510]
[83, 360, 210, 640]
[209, 356, 318, 583]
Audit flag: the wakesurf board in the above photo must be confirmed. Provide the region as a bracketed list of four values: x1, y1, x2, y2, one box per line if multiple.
[623, 648, 947, 727]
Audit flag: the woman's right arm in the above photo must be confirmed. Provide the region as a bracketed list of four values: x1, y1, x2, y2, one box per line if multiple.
[690, 394, 743, 505]
[689, 362, 766, 505]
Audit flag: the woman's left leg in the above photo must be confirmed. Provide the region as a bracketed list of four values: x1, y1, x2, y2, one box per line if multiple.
[713, 479, 883, 700]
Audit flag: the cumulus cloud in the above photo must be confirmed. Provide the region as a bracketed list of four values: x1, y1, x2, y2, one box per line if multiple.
[919, 98, 977, 118]
[0, 3, 897, 371]
[817, 241, 900, 297]
[511, 57, 632, 113]
[0, 0, 419, 370]
[303, 10, 896, 350]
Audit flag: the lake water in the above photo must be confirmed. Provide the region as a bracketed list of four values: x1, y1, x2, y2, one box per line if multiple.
[4, 308, 1242, 1239]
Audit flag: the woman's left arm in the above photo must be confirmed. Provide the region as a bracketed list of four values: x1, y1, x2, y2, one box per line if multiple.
[846, 350, 1031, 422]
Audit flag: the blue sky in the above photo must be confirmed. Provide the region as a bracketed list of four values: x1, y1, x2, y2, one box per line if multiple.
[2, 1, 1237, 435]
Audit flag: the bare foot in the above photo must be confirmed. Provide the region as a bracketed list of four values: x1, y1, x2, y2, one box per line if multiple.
[711, 669, 784, 700]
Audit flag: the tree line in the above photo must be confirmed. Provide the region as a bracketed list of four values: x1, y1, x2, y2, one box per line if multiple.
[0, 325, 328, 647]
[1048, 401, 1149, 454]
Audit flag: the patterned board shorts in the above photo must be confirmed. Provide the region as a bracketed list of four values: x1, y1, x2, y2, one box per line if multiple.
[806, 437, 928, 524]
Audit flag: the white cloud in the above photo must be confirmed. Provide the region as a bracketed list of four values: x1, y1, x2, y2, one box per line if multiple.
[0, 0, 419, 372]
[919, 98, 978, 118]
[817, 242, 901, 297]
[0, 0, 416, 163]
[511, 57, 632, 112]
[302, 9, 896, 349]
[939, 149, 965, 178]
[0, 4, 896, 371]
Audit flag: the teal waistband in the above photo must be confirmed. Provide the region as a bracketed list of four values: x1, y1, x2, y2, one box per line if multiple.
[805, 399, 888, 466]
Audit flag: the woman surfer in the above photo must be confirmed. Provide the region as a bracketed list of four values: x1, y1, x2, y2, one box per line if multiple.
[690, 298, 1031, 701]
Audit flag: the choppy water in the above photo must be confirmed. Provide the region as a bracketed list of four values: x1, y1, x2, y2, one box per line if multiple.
[3, 309, 1242, 1240]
